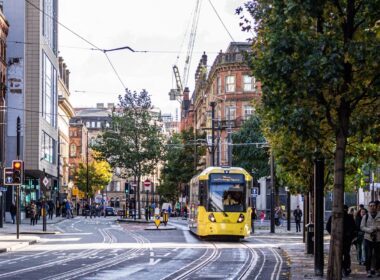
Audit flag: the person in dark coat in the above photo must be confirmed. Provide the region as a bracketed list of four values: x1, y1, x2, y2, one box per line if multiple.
[293, 205, 303, 232]
[10, 203, 17, 224]
[326, 205, 357, 277]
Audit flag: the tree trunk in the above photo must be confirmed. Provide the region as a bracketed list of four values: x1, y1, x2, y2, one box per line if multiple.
[137, 175, 141, 219]
[326, 133, 347, 279]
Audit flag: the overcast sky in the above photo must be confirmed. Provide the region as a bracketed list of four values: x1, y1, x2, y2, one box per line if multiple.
[58, 0, 251, 118]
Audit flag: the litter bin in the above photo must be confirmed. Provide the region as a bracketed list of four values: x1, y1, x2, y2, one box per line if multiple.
[306, 223, 314, 254]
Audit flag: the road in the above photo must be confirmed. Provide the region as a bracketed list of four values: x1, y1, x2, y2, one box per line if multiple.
[0, 217, 290, 279]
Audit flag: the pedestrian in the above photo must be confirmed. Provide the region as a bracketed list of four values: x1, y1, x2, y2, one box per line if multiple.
[48, 200, 54, 220]
[293, 205, 303, 233]
[30, 202, 37, 226]
[274, 206, 282, 226]
[361, 200, 380, 278]
[10, 202, 17, 224]
[76, 203, 80, 216]
[65, 200, 72, 219]
[326, 205, 357, 277]
[259, 210, 265, 225]
[342, 205, 357, 277]
[355, 207, 367, 265]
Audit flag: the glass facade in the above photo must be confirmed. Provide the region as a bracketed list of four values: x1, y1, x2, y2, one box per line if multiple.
[42, 0, 57, 54]
[41, 131, 56, 163]
[42, 52, 57, 126]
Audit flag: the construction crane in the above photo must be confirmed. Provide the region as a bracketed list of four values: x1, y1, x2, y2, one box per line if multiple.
[169, 0, 202, 102]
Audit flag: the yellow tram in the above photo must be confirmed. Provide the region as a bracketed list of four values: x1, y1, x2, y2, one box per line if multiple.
[188, 166, 253, 239]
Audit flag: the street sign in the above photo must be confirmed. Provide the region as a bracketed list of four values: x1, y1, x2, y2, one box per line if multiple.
[144, 179, 151, 191]
[42, 177, 49, 187]
[3, 168, 15, 185]
[252, 187, 259, 195]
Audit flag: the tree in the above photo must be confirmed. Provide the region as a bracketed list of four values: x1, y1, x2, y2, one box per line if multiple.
[75, 159, 112, 198]
[231, 114, 270, 179]
[159, 128, 206, 202]
[238, 1, 380, 278]
[93, 89, 164, 219]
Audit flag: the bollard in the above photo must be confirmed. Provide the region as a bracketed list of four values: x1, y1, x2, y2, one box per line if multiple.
[306, 223, 314, 254]
[163, 212, 168, 226]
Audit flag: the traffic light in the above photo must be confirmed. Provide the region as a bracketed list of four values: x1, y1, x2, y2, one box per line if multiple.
[12, 160, 23, 184]
[125, 182, 130, 195]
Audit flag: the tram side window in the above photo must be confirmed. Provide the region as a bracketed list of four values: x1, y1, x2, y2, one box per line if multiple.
[199, 181, 207, 207]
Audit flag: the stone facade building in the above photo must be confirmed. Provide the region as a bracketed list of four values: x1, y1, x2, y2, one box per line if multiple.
[4, 0, 59, 215]
[182, 42, 261, 167]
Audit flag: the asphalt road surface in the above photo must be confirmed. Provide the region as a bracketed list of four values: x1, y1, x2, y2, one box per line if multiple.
[0, 217, 290, 279]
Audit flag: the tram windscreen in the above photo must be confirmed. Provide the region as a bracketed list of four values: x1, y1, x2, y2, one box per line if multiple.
[208, 174, 246, 212]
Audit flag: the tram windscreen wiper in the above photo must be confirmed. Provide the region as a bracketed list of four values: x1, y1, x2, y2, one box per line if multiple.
[210, 200, 228, 217]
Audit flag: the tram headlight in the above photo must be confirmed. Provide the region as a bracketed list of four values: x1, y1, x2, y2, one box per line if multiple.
[208, 213, 216, 223]
[237, 214, 245, 223]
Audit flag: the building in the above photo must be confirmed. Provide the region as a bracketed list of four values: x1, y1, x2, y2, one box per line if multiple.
[57, 57, 75, 203]
[183, 42, 261, 167]
[0, 3, 9, 223]
[4, 0, 59, 216]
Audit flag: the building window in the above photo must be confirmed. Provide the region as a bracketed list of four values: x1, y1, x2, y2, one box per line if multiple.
[86, 121, 90, 128]
[115, 198, 120, 208]
[91, 121, 96, 128]
[42, 0, 57, 54]
[70, 144, 76, 157]
[110, 197, 115, 207]
[97, 121, 101, 128]
[41, 132, 56, 163]
[225, 75, 235, 92]
[216, 77, 221, 95]
[42, 52, 57, 127]
[244, 105, 254, 120]
[224, 106, 236, 121]
[105, 122, 110, 128]
[114, 181, 121, 192]
[243, 75, 255, 92]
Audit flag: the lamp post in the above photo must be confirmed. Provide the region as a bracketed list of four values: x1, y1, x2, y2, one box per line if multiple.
[86, 130, 89, 203]
[209, 102, 216, 166]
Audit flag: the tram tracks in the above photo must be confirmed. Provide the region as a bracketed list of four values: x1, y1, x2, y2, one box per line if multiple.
[161, 242, 221, 280]
[42, 227, 150, 280]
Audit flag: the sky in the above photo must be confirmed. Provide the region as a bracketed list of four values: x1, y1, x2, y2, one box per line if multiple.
[58, 0, 251, 119]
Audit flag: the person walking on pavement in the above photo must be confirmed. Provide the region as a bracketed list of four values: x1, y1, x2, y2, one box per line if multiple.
[10, 202, 17, 224]
[30, 202, 37, 226]
[325, 204, 357, 277]
[48, 200, 54, 220]
[361, 200, 380, 278]
[355, 207, 367, 265]
[342, 204, 357, 277]
[293, 205, 302, 232]
[65, 200, 72, 219]
[259, 210, 265, 225]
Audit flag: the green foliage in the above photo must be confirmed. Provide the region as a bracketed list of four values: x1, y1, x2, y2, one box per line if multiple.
[231, 114, 270, 179]
[238, 1, 380, 278]
[93, 89, 164, 179]
[159, 128, 206, 202]
[75, 158, 112, 197]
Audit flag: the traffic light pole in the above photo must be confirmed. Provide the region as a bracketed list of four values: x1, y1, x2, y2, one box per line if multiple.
[16, 117, 21, 240]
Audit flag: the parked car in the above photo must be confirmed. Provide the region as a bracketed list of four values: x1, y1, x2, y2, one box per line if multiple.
[105, 207, 116, 216]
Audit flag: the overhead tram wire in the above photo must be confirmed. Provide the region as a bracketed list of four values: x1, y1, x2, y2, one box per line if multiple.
[207, 0, 235, 42]
[24, 0, 129, 90]
[7, 41, 222, 55]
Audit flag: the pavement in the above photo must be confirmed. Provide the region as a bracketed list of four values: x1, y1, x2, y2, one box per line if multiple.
[0, 216, 369, 279]
[0, 215, 67, 253]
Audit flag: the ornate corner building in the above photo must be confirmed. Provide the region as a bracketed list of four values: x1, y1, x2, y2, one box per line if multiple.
[182, 42, 261, 167]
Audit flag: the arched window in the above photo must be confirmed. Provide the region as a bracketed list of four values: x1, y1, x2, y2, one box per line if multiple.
[115, 197, 120, 208]
[70, 144, 76, 157]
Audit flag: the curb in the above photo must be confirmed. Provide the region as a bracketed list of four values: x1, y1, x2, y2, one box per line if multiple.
[145, 226, 177, 231]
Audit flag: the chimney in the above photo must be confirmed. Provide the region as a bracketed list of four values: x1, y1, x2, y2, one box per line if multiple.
[96, 103, 104, 109]
[183, 87, 190, 101]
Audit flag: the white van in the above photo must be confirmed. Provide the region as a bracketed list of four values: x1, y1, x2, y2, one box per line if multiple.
[161, 203, 173, 212]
